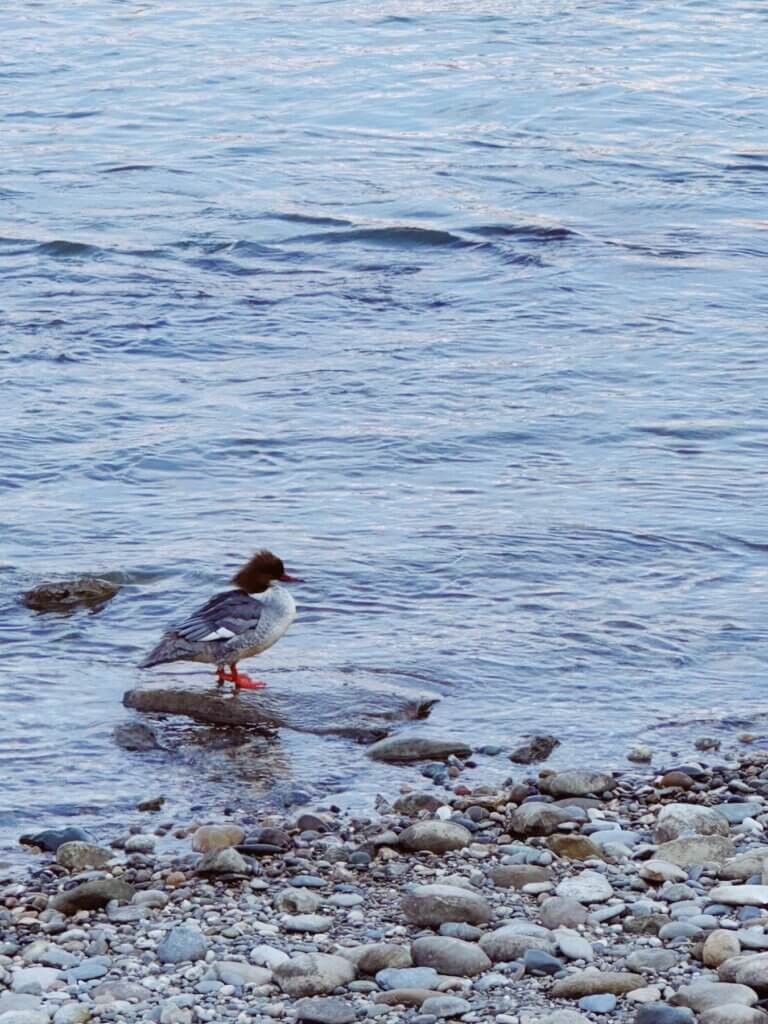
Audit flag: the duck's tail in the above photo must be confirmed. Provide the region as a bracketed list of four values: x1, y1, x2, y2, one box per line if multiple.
[139, 633, 181, 669]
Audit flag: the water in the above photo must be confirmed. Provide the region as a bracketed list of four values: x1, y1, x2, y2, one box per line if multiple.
[2, 0, 767, 869]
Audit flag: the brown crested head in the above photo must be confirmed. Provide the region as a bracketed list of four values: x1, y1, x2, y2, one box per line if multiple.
[232, 550, 292, 593]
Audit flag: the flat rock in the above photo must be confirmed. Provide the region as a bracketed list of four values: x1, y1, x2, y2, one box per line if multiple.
[274, 953, 356, 997]
[672, 981, 758, 1011]
[655, 804, 731, 843]
[23, 576, 119, 611]
[11, 967, 62, 995]
[491, 864, 553, 888]
[509, 803, 572, 836]
[366, 735, 470, 763]
[655, 835, 735, 867]
[721, 952, 768, 990]
[376, 967, 440, 991]
[508, 734, 560, 764]
[634, 1007, 695, 1024]
[710, 885, 768, 907]
[125, 679, 437, 742]
[542, 770, 615, 797]
[401, 884, 491, 927]
[399, 821, 471, 854]
[49, 878, 135, 916]
[420, 995, 471, 1019]
[551, 970, 645, 998]
[293, 997, 356, 1024]
[721, 852, 768, 881]
[213, 961, 272, 987]
[411, 936, 491, 977]
[21, 940, 78, 969]
[283, 914, 333, 934]
[91, 980, 151, 1004]
[375, 989, 440, 1007]
[555, 869, 613, 904]
[156, 925, 208, 964]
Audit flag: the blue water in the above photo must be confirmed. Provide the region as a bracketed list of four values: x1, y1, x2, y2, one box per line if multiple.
[2, 1, 767, 868]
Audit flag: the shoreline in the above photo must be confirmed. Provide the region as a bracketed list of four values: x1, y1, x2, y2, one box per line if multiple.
[3, 741, 768, 1024]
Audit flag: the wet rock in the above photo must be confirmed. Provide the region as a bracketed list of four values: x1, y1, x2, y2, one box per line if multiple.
[393, 793, 444, 815]
[22, 577, 119, 612]
[192, 824, 246, 852]
[366, 735, 470, 763]
[508, 802, 572, 836]
[655, 835, 735, 867]
[195, 847, 248, 875]
[156, 925, 208, 964]
[542, 770, 616, 798]
[125, 680, 436, 741]
[49, 878, 134, 916]
[555, 869, 613, 904]
[293, 997, 356, 1024]
[401, 884, 491, 927]
[136, 794, 165, 811]
[420, 995, 471, 1019]
[398, 821, 471, 854]
[654, 804, 731, 842]
[274, 953, 356, 997]
[508, 734, 560, 764]
[551, 970, 646, 998]
[627, 745, 653, 764]
[113, 721, 161, 751]
[672, 980, 758, 1011]
[411, 936, 491, 977]
[19, 826, 97, 853]
[124, 833, 155, 853]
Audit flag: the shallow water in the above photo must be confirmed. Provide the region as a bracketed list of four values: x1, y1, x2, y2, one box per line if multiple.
[2, 1, 767, 869]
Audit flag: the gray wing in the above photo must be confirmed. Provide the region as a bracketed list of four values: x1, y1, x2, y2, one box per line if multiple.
[141, 589, 264, 667]
[174, 589, 265, 642]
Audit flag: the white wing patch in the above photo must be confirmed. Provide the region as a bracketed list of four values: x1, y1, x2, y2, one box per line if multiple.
[201, 626, 237, 641]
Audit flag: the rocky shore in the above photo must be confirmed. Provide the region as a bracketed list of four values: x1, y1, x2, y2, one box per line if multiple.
[4, 738, 768, 1024]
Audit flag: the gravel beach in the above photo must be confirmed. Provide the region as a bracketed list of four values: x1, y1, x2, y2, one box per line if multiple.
[4, 738, 768, 1024]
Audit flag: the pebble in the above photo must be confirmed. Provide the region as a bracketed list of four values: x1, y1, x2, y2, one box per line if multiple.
[420, 995, 471, 1019]
[578, 994, 617, 1013]
[555, 869, 614, 904]
[156, 925, 208, 964]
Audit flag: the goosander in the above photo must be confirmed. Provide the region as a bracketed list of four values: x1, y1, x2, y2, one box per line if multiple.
[140, 550, 300, 690]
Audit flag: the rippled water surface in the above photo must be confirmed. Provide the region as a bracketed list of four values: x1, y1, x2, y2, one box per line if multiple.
[2, 1, 767, 867]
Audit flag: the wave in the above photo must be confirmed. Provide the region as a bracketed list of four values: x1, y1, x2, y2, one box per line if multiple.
[289, 226, 478, 249]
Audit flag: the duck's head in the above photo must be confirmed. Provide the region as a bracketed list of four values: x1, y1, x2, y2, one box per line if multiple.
[232, 550, 301, 593]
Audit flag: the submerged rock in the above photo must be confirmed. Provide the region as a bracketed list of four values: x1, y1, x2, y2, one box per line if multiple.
[19, 826, 97, 853]
[124, 680, 437, 742]
[113, 721, 161, 751]
[366, 735, 470, 763]
[508, 734, 560, 764]
[22, 577, 120, 612]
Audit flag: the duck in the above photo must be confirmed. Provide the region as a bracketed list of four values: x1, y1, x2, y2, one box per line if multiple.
[140, 550, 301, 690]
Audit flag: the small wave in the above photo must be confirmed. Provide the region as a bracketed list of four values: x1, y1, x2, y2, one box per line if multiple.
[101, 164, 157, 174]
[290, 226, 477, 249]
[266, 212, 353, 227]
[468, 223, 577, 242]
[36, 240, 100, 257]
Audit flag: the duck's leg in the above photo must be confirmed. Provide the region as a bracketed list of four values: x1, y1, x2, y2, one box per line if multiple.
[228, 662, 267, 690]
